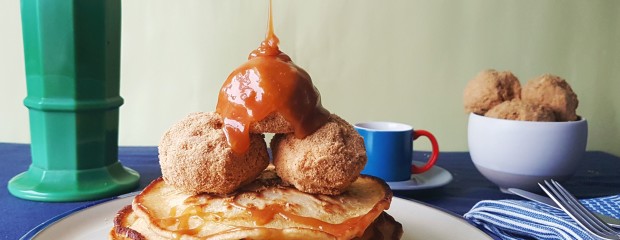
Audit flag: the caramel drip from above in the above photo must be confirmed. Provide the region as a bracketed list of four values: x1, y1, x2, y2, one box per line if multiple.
[215, 0, 329, 153]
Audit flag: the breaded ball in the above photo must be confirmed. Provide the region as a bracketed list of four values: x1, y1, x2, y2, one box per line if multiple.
[250, 112, 293, 134]
[271, 114, 367, 195]
[158, 112, 269, 195]
[463, 69, 521, 115]
[485, 100, 556, 121]
[522, 74, 579, 121]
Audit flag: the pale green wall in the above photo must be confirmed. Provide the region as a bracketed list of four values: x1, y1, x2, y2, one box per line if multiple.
[1, 0, 619, 156]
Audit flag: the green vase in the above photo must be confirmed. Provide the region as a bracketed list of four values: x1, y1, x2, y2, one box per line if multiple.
[8, 0, 140, 202]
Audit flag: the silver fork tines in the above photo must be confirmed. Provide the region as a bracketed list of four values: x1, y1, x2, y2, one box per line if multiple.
[539, 180, 620, 240]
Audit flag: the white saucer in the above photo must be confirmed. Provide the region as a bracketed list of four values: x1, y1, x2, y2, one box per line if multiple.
[387, 161, 453, 190]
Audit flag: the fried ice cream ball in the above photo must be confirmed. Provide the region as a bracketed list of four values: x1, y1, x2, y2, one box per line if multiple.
[463, 69, 521, 115]
[271, 114, 367, 195]
[485, 100, 556, 121]
[158, 112, 269, 195]
[522, 74, 579, 121]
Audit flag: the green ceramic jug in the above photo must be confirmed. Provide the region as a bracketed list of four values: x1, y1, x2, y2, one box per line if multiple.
[8, 0, 140, 202]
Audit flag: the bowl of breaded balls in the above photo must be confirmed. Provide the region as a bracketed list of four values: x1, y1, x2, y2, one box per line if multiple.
[464, 70, 587, 193]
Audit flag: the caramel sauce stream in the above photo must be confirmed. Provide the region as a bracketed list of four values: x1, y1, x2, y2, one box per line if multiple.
[216, 0, 329, 153]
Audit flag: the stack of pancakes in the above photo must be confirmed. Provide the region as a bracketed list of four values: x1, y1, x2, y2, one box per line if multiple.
[110, 112, 403, 239]
[110, 168, 402, 239]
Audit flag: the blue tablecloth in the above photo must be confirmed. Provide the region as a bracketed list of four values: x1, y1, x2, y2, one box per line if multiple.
[1, 143, 619, 239]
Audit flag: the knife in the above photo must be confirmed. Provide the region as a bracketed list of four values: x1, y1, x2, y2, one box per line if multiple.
[508, 188, 620, 228]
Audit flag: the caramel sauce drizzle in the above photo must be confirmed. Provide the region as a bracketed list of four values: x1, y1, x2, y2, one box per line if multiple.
[215, 0, 329, 153]
[158, 205, 226, 239]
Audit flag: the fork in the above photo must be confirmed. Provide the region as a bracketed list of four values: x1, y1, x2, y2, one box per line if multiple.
[539, 180, 620, 240]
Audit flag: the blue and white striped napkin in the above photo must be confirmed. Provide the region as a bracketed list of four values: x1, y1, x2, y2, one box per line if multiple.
[464, 195, 620, 240]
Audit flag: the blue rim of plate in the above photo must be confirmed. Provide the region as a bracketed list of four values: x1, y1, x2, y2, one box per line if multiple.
[20, 191, 139, 240]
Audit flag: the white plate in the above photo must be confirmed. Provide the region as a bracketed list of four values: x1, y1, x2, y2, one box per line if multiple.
[387, 161, 453, 190]
[24, 195, 491, 240]
[388, 198, 492, 239]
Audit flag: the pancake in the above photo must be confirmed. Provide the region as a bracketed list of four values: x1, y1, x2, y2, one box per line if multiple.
[111, 207, 402, 240]
[110, 169, 398, 240]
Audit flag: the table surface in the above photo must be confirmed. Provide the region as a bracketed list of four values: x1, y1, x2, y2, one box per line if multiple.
[1, 142, 619, 239]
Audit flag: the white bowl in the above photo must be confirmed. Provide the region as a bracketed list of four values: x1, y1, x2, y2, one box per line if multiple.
[467, 113, 588, 193]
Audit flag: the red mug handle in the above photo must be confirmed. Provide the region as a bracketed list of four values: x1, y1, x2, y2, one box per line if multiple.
[411, 130, 439, 174]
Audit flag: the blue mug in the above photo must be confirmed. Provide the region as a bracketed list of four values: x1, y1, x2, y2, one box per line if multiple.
[355, 122, 439, 182]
